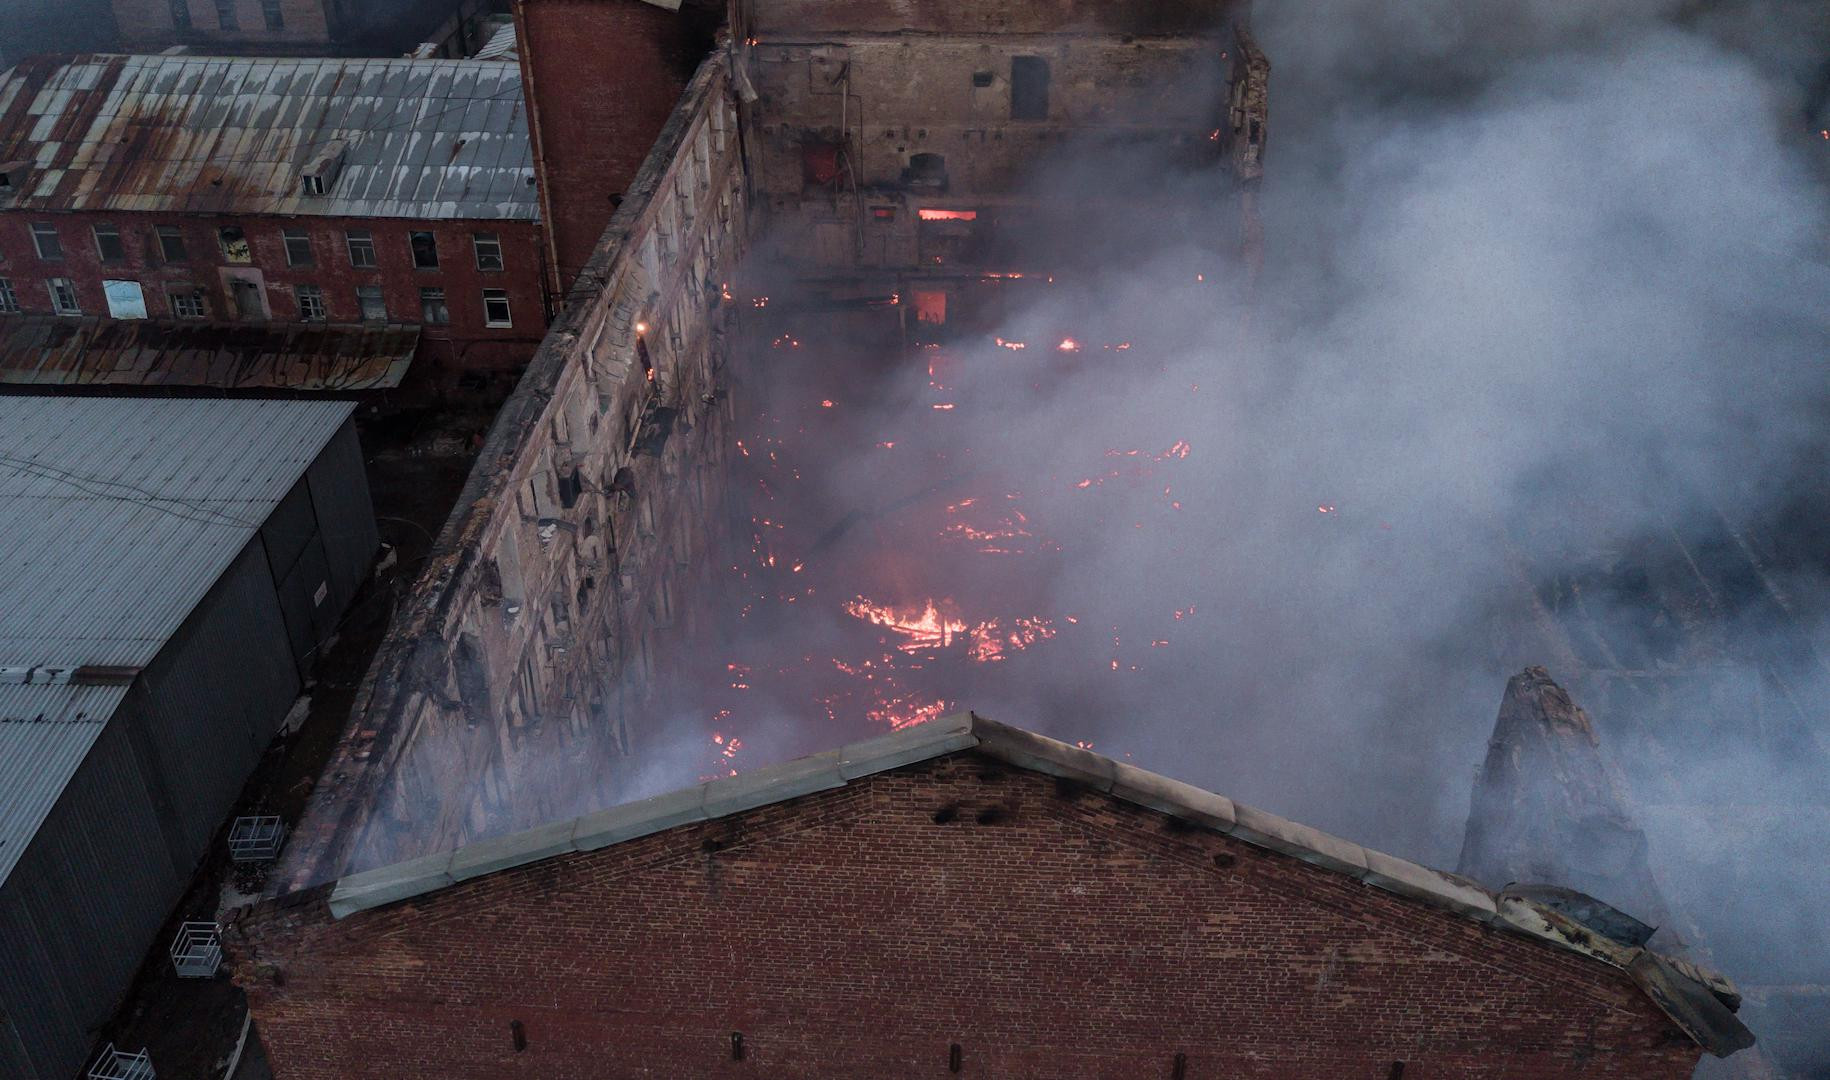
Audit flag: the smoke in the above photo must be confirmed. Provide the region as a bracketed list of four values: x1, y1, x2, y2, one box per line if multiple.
[653, 0, 1830, 1067]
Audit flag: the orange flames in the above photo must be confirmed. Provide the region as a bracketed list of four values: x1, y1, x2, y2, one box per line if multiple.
[918, 208, 979, 221]
[844, 596, 1057, 663]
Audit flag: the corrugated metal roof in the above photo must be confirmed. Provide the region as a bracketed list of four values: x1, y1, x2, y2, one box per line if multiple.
[0, 397, 354, 887]
[0, 315, 418, 390]
[0, 682, 126, 885]
[473, 24, 519, 62]
[0, 53, 537, 220]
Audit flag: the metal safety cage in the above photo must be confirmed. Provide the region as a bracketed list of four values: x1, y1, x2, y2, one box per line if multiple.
[170, 921, 222, 979]
[88, 1045, 155, 1080]
[227, 815, 287, 861]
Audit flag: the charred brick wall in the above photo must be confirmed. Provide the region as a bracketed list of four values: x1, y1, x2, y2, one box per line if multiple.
[0, 211, 547, 392]
[516, 0, 708, 298]
[738, 0, 1250, 273]
[231, 753, 1703, 1080]
[277, 50, 750, 888]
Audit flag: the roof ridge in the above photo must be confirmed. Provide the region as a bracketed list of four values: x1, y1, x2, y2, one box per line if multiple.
[319, 711, 1753, 1057]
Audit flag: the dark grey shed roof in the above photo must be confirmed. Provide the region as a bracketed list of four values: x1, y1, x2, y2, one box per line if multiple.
[0, 397, 356, 887]
[323, 712, 1754, 1058]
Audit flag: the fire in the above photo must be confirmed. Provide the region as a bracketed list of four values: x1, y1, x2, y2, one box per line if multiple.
[820, 399, 835, 408]
[844, 596, 1056, 663]
[866, 696, 949, 730]
[845, 597, 970, 653]
[1318, 504, 1335, 514]
[1057, 337, 1081, 352]
[918, 208, 979, 221]
[994, 337, 1028, 350]
[932, 403, 956, 410]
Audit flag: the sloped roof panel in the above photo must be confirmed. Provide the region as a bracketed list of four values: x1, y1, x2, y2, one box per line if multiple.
[0, 54, 537, 221]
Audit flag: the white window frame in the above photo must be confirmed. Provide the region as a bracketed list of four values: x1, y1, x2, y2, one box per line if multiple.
[47, 277, 79, 315]
[482, 288, 512, 328]
[472, 232, 504, 271]
[296, 284, 327, 322]
[0, 277, 18, 313]
[282, 228, 313, 267]
[30, 223, 61, 261]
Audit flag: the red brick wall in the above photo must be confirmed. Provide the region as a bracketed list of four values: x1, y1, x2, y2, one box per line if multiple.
[115, 0, 333, 47]
[516, 0, 699, 297]
[0, 210, 547, 388]
[230, 754, 1703, 1079]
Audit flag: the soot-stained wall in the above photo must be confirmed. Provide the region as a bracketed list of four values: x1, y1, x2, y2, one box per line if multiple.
[278, 49, 751, 889]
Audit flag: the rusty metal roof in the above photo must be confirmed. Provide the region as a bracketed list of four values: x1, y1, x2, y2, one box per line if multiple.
[0, 53, 537, 220]
[0, 314, 417, 390]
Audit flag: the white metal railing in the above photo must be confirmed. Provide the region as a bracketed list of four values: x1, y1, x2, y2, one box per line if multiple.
[169, 921, 221, 979]
[227, 816, 286, 862]
[88, 1045, 154, 1080]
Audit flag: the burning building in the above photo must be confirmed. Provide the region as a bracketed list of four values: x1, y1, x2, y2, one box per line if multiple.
[224, 0, 1801, 1072]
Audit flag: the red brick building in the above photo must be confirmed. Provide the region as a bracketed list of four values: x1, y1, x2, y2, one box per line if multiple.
[228, 715, 1752, 1078]
[515, 0, 718, 298]
[0, 53, 548, 398]
[113, 0, 357, 50]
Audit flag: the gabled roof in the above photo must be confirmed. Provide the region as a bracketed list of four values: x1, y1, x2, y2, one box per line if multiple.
[0, 53, 537, 220]
[0, 396, 356, 887]
[324, 712, 1754, 1057]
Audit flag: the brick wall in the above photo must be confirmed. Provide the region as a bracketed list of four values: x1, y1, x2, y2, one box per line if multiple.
[115, 0, 334, 47]
[276, 50, 751, 888]
[0, 211, 547, 390]
[231, 753, 1704, 1079]
[517, 0, 705, 297]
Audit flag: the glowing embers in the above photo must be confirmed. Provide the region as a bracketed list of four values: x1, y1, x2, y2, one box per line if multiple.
[842, 596, 1057, 664]
[917, 208, 978, 222]
[941, 495, 1039, 556]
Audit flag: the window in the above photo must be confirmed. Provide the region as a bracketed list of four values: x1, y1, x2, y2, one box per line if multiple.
[301, 174, 324, 196]
[0, 278, 17, 314]
[48, 278, 79, 315]
[296, 284, 326, 321]
[214, 0, 238, 30]
[282, 228, 313, 267]
[482, 288, 511, 328]
[345, 229, 377, 268]
[30, 223, 61, 260]
[218, 226, 251, 263]
[156, 225, 188, 263]
[169, 0, 191, 29]
[93, 224, 126, 262]
[102, 280, 147, 319]
[419, 287, 450, 325]
[1011, 56, 1050, 120]
[356, 285, 387, 322]
[472, 232, 504, 271]
[169, 287, 205, 319]
[261, 0, 283, 29]
[409, 230, 439, 269]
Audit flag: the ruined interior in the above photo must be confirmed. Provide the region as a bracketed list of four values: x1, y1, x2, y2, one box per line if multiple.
[271, 0, 1829, 1071]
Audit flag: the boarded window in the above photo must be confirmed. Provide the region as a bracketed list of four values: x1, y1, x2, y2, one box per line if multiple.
[102, 280, 147, 319]
[1011, 56, 1050, 120]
